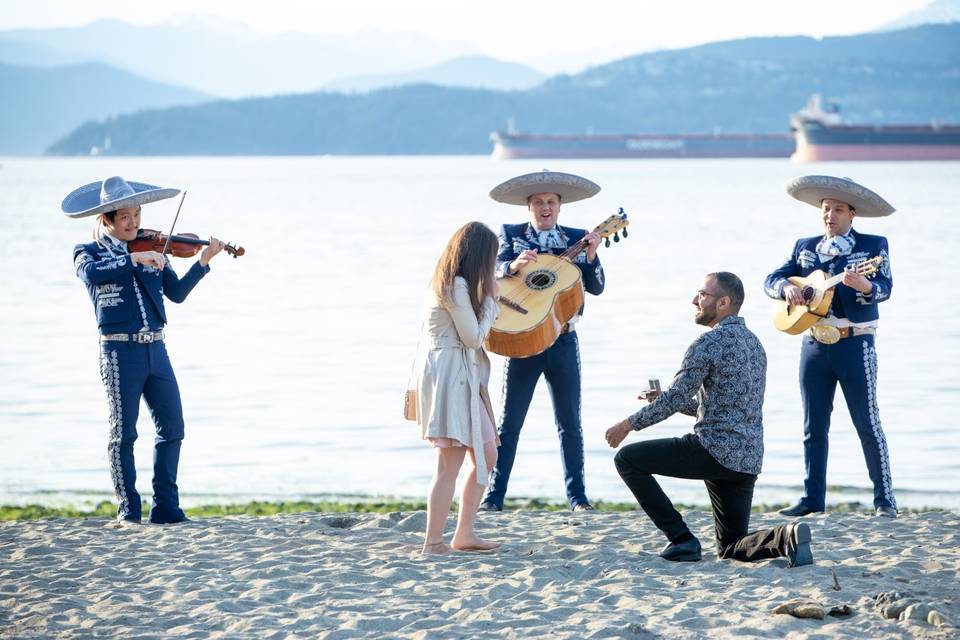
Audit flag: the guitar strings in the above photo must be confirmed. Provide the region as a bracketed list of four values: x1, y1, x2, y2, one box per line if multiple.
[499, 237, 589, 306]
[497, 216, 627, 310]
[499, 217, 627, 307]
[499, 230, 601, 307]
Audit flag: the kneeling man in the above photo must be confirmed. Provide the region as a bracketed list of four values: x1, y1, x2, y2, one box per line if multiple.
[605, 272, 811, 566]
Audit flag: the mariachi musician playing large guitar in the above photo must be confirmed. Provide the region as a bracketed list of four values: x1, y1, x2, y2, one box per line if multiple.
[479, 170, 627, 513]
[763, 174, 898, 520]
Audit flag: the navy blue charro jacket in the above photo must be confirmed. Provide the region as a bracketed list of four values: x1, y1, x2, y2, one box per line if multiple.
[496, 223, 605, 314]
[762, 228, 892, 324]
[74, 239, 209, 334]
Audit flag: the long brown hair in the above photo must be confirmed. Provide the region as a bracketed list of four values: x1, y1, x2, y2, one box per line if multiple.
[431, 222, 499, 317]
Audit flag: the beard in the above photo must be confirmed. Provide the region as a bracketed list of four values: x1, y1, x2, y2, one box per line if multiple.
[695, 305, 716, 326]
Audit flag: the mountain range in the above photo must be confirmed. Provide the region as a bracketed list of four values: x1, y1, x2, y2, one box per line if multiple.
[0, 18, 546, 153]
[325, 55, 545, 92]
[877, 0, 960, 30]
[0, 17, 482, 97]
[45, 23, 960, 156]
[0, 62, 208, 155]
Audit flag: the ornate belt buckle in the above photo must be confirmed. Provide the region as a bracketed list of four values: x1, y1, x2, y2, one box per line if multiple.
[811, 325, 841, 345]
[137, 332, 154, 343]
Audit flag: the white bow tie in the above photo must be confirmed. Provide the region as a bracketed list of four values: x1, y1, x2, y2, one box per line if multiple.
[816, 233, 854, 259]
[536, 228, 565, 249]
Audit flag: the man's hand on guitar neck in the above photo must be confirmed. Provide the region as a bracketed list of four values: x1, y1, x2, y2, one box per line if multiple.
[583, 231, 601, 262]
[841, 269, 873, 294]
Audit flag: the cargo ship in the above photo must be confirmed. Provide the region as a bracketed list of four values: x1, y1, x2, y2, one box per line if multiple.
[490, 129, 794, 159]
[791, 94, 960, 162]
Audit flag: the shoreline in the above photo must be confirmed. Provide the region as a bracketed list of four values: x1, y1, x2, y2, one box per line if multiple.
[2, 509, 957, 638]
[2, 498, 956, 521]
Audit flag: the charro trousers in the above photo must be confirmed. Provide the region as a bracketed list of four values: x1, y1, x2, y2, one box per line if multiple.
[484, 332, 588, 508]
[99, 340, 185, 521]
[798, 334, 896, 511]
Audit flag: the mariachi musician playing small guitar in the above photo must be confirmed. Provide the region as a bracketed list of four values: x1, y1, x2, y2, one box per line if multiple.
[763, 174, 898, 520]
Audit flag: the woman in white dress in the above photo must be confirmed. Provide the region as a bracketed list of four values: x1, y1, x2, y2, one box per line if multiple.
[417, 222, 501, 555]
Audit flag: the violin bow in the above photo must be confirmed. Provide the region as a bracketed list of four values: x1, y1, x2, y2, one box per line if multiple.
[160, 190, 188, 258]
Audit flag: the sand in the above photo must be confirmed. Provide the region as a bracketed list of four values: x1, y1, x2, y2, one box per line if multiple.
[1, 510, 957, 639]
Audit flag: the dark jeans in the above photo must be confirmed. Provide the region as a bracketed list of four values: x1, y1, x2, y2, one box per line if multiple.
[614, 433, 793, 562]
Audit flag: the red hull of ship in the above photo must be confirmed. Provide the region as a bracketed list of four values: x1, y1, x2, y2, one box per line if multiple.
[494, 147, 789, 159]
[793, 143, 960, 162]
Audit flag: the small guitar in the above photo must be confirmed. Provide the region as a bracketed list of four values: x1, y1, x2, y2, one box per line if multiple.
[773, 256, 883, 335]
[485, 209, 630, 358]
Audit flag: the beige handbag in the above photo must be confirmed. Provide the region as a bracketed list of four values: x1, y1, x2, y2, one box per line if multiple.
[403, 321, 424, 421]
[403, 389, 417, 421]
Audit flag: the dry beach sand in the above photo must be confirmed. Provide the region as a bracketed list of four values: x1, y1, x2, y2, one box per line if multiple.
[1, 510, 957, 639]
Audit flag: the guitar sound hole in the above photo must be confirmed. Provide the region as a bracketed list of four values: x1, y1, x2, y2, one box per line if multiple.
[802, 286, 815, 303]
[525, 270, 557, 290]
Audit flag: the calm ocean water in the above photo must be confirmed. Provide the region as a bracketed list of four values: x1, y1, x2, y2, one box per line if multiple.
[1, 156, 958, 510]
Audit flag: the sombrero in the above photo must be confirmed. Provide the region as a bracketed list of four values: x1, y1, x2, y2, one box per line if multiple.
[490, 170, 600, 206]
[61, 176, 180, 219]
[785, 175, 895, 218]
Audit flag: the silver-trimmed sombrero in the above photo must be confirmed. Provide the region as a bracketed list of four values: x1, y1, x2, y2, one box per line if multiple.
[785, 175, 895, 218]
[61, 176, 181, 219]
[490, 170, 600, 206]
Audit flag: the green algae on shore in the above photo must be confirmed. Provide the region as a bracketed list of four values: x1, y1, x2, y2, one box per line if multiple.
[0, 498, 944, 521]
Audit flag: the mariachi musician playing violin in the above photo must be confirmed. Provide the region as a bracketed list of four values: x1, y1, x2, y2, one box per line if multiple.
[63, 176, 229, 525]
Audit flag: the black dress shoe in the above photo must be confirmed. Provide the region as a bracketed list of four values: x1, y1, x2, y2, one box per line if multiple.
[571, 503, 596, 512]
[477, 501, 502, 512]
[784, 522, 813, 567]
[778, 502, 823, 517]
[659, 538, 702, 562]
[148, 509, 190, 525]
[875, 506, 898, 518]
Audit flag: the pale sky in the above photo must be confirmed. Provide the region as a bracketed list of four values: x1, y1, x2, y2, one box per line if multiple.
[0, 0, 933, 72]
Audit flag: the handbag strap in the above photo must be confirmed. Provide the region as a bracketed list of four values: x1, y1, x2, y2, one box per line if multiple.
[406, 319, 426, 389]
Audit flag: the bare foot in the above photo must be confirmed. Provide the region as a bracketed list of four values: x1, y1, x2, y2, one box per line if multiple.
[451, 535, 501, 552]
[421, 541, 453, 555]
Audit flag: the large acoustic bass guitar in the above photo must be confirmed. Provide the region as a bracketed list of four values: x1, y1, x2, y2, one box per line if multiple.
[485, 209, 629, 358]
[772, 255, 883, 335]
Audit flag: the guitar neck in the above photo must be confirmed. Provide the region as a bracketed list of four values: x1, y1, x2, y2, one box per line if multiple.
[823, 272, 845, 290]
[560, 238, 587, 261]
[818, 256, 880, 292]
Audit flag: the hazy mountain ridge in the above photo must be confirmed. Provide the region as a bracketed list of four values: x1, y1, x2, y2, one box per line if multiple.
[44, 23, 960, 156]
[877, 0, 960, 31]
[325, 55, 545, 92]
[0, 18, 481, 97]
[0, 61, 209, 155]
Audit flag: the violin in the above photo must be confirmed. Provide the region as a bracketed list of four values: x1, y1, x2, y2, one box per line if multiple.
[130, 229, 245, 259]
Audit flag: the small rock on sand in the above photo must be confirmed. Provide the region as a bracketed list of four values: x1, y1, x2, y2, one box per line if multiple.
[900, 603, 933, 622]
[773, 600, 825, 620]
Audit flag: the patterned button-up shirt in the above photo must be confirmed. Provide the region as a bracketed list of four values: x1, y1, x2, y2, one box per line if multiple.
[628, 315, 766, 475]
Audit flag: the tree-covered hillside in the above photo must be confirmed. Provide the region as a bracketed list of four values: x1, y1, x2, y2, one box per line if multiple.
[47, 24, 960, 156]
